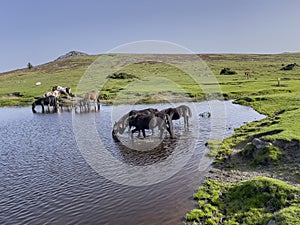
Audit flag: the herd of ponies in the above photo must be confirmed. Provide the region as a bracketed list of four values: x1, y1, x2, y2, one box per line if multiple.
[31, 85, 100, 114]
[32, 86, 211, 140]
[112, 105, 193, 140]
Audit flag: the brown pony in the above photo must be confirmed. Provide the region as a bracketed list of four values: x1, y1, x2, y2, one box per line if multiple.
[245, 71, 251, 79]
[84, 90, 100, 111]
[162, 105, 192, 129]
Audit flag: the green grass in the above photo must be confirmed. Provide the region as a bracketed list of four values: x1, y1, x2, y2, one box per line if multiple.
[186, 177, 300, 225]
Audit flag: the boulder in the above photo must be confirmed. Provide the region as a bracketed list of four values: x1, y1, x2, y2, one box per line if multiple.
[252, 138, 272, 149]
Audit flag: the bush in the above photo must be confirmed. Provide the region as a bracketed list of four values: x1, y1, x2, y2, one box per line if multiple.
[106, 72, 137, 79]
[220, 68, 237, 75]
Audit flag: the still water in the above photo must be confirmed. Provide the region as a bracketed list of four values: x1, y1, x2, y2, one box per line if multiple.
[0, 101, 265, 225]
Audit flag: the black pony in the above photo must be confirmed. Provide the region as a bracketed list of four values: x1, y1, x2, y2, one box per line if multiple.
[129, 111, 175, 139]
[112, 108, 159, 137]
[32, 96, 58, 113]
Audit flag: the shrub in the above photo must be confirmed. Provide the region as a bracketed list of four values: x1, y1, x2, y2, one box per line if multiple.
[220, 68, 237, 75]
[106, 72, 137, 79]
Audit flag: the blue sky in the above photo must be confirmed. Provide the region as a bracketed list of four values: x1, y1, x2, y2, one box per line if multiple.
[1, 0, 300, 72]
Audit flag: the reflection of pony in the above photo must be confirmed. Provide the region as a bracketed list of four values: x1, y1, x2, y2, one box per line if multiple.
[32, 96, 58, 113]
[162, 105, 192, 129]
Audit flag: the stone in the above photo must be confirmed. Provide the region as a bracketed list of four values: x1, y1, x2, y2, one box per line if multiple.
[252, 138, 272, 149]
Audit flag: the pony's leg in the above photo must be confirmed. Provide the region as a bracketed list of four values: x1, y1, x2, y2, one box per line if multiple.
[131, 128, 138, 139]
[32, 103, 37, 113]
[159, 126, 164, 139]
[151, 128, 155, 135]
[166, 114, 175, 139]
[97, 99, 100, 111]
[142, 129, 146, 138]
[182, 114, 186, 129]
[42, 104, 45, 113]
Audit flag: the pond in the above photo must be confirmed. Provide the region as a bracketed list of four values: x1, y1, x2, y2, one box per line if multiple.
[0, 100, 265, 225]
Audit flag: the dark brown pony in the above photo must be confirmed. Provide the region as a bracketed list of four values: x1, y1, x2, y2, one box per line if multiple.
[32, 96, 58, 113]
[129, 111, 175, 139]
[112, 108, 159, 137]
[162, 105, 192, 129]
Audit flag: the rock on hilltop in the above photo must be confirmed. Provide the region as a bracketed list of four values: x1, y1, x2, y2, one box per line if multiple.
[55, 51, 88, 61]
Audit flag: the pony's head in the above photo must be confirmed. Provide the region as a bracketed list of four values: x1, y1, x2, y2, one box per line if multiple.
[112, 121, 126, 136]
[52, 86, 58, 92]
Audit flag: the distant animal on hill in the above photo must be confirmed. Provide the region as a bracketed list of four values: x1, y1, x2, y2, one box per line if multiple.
[245, 71, 251, 79]
[32, 96, 58, 113]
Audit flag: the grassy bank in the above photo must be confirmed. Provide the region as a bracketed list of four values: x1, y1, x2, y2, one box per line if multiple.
[183, 54, 300, 224]
[186, 177, 300, 225]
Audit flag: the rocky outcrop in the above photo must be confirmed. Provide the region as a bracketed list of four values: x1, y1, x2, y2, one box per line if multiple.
[55, 51, 88, 61]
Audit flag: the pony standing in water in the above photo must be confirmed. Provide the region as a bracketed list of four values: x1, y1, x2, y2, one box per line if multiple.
[112, 108, 158, 137]
[129, 111, 175, 139]
[162, 105, 192, 129]
[32, 96, 58, 113]
[84, 90, 100, 111]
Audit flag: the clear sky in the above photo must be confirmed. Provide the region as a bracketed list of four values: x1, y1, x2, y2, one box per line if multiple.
[1, 0, 300, 72]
